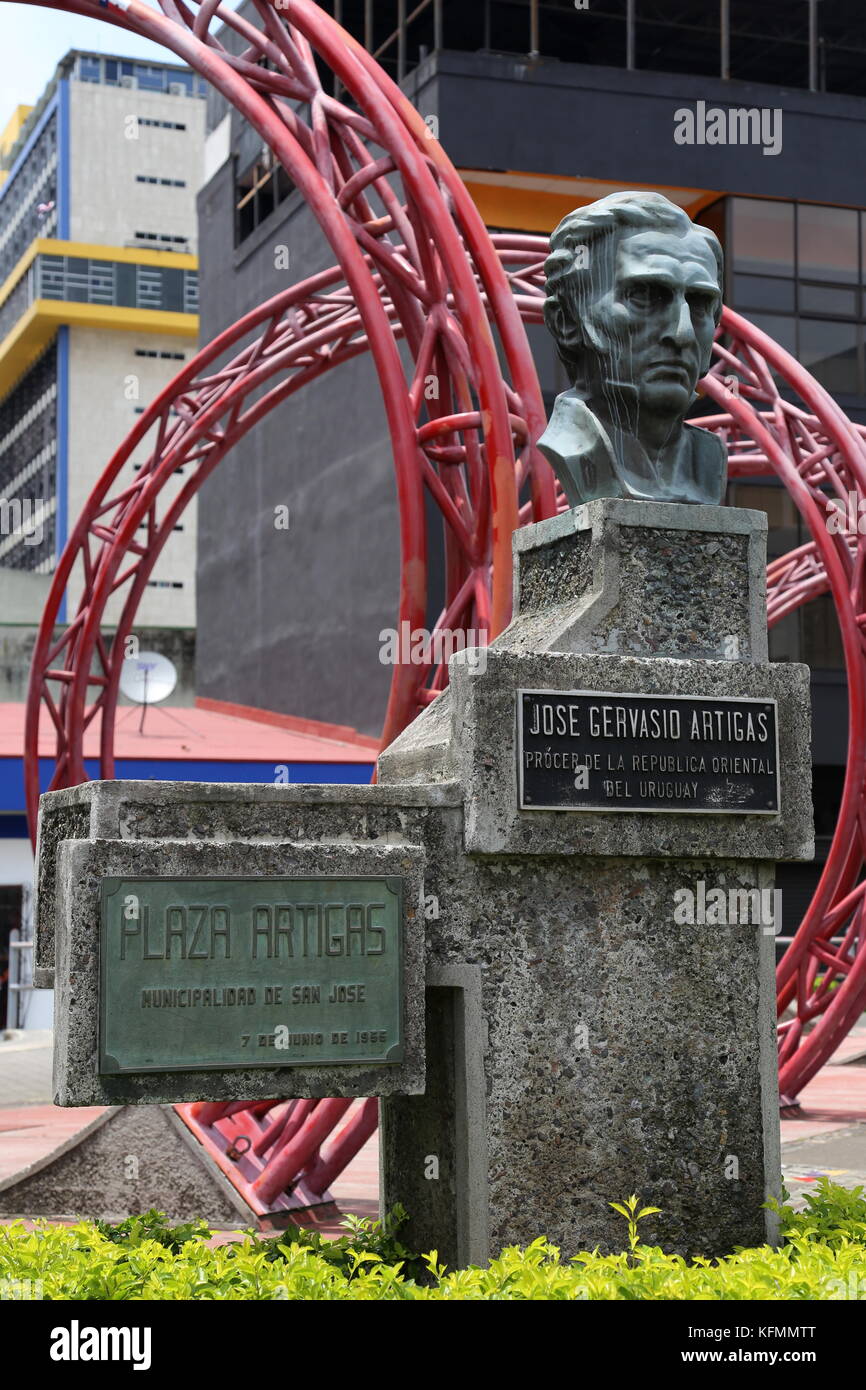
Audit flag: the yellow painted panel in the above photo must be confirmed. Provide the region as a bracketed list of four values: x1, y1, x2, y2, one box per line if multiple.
[0, 302, 56, 400]
[0, 103, 33, 159]
[48, 239, 198, 270]
[0, 237, 198, 312]
[38, 301, 199, 335]
[459, 170, 724, 232]
[0, 300, 199, 400]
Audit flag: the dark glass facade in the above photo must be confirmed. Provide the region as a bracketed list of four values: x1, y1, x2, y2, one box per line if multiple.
[728, 197, 866, 398]
[0, 343, 57, 573]
[314, 0, 866, 97]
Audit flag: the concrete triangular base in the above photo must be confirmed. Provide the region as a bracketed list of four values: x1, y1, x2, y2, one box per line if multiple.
[0, 1106, 264, 1226]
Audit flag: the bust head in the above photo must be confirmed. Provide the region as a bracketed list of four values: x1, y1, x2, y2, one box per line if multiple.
[544, 191, 723, 435]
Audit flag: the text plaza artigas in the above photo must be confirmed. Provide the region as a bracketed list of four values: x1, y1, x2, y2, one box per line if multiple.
[120, 898, 389, 963]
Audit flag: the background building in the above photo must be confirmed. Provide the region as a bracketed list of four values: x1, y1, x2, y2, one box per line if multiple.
[195, 0, 866, 941]
[0, 48, 207, 701]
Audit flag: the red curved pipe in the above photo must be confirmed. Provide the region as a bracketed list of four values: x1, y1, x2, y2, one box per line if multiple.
[14, 6, 866, 1190]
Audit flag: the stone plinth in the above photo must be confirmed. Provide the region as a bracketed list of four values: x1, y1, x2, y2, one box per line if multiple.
[37, 787, 429, 1107]
[378, 499, 812, 1261]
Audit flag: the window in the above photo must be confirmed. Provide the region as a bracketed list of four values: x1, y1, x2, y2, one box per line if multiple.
[732, 275, 795, 314]
[799, 284, 859, 317]
[637, 2, 720, 79]
[135, 176, 187, 187]
[799, 319, 859, 395]
[0, 344, 58, 573]
[729, 196, 866, 397]
[744, 312, 797, 369]
[731, 199, 794, 277]
[802, 595, 845, 670]
[79, 55, 102, 83]
[235, 150, 294, 244]
[133, 231, 190, 246]
[30, 253, 195, 318]
[73, 56, 201, 93]
[799, 205, 858, 283]
[183, 272, 199, 313]
[136, 267, 163, 309]
[136, 64, 167, 92]
[0, 109, 58, 286]
[727, 481, 844, 670]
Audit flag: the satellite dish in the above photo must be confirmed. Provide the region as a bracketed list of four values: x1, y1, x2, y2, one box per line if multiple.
[120, 652, 178, 720]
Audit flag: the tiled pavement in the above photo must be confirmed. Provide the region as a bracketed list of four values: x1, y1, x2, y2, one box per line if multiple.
[2, 1025, 865, 1238]
[0, 1032, 53, 1107]
[779, 1025, 866, 1203]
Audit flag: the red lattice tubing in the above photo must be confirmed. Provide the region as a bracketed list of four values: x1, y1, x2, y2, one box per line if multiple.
[15, 0, 547, 1210]
[26, 272, 387, 823]
[303, 1098, 379, 1198]
[15, 0, 866, 1166]
[23, 240, 545, 829]
[24, 240, 866, 1109]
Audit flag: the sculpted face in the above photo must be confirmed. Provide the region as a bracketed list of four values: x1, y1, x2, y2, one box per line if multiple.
[539, 194, 728, 506]
[583, 226, 722, 419]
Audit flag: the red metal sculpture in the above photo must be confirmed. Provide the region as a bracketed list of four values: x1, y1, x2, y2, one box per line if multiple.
[15, 1, 866, 1206]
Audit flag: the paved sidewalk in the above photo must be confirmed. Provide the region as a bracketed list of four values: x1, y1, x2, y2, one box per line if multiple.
[780, 1024, 866, 1201]
[0, 1031, 53, 1106]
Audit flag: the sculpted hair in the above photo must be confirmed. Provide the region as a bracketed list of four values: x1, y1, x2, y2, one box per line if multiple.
[543, 191, 724, 383]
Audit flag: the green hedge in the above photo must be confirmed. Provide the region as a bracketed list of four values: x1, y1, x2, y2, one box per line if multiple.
[1, 1180, 865, 1300]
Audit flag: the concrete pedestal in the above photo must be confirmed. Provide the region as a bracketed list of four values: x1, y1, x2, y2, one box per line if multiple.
[378, 499, 812, 1261]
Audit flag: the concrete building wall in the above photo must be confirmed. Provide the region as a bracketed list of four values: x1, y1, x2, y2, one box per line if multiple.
[65, 326, 196, 628]
[0, 836, 49, 1031]
[420, 52, 866, 207]
[0, 621, 196, 705]
[194, 154, 400, 736]
[0, 570, 51, 625]
[0, 59, 205, 630]
[69, 82, 206, 251]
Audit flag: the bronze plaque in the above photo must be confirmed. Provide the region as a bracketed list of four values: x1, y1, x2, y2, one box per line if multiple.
[99, 876, 404, 1073]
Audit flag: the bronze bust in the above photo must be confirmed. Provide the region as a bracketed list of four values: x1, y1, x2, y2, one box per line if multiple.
[538, 190, 727, 507]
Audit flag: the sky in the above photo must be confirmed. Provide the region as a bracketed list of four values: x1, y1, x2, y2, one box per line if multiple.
[0, 2, 238, 115]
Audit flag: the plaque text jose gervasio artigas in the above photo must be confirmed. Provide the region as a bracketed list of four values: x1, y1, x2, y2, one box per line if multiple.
[519, 689, 779, 815]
